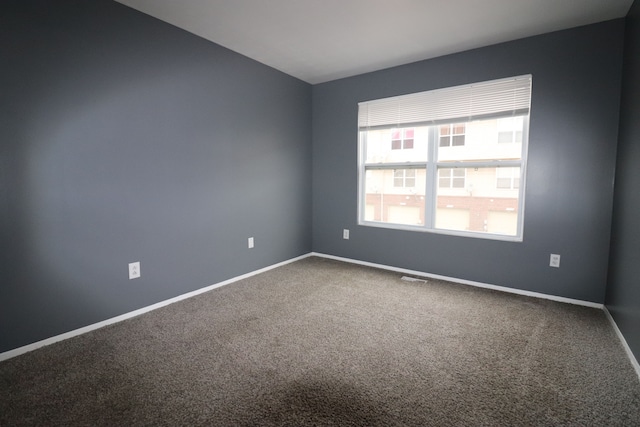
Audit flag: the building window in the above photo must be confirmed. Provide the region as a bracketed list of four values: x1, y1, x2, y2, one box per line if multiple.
[497, 117, 524, 144]
[394, 169, 416, 187]
[391, 128, 415, 150]
[438, 168, 465, 188]
[496, 167, 520, 189]
[439, 123, 465, 147]
[358, 75, 531, 240]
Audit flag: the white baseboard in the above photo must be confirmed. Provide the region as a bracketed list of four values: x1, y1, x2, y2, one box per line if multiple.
[312, 252, 604, 309]
[0, 253, 313, 363]
[604, 307, 640, 382]
[5, 250, 637, 385]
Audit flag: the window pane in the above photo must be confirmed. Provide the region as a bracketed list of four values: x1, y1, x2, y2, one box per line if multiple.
[364, 168, 426, 226]
[438, 116, 524, 162]
[403, 139, 414, 149]
[452, 178, 465, 188]
[452, 135, 465, 146]
[363, 127, 428, 163]
[435, 167, 519, 236]
[439, 136, 450, 147]
[404, 129, 414, 139]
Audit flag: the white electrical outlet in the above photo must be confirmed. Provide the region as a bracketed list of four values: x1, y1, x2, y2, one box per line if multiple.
[343, 229, 350, 240]
[128, 262, 141, 279]
[549, 254, 561, 268]
[248, 237, 254, 249]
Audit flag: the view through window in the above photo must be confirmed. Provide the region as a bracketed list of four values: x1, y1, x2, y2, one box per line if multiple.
[358, 76, 531, 240]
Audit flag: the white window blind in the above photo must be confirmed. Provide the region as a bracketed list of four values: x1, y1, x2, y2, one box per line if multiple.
[358, 75, 532, 130]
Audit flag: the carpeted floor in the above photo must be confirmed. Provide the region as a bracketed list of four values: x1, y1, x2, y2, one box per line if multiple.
[1, 256, 639, 426]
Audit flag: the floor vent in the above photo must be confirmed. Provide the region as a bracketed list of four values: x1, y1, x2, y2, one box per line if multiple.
[400, 276, 427, 283]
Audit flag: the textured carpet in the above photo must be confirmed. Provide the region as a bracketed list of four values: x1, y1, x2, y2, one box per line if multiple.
[1, 256, 639, 426]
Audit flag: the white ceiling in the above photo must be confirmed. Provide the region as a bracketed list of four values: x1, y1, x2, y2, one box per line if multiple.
[115, 0, 633, 84]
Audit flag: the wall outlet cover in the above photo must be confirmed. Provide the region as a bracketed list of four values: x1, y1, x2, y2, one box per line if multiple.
[129, 262, 141, 279]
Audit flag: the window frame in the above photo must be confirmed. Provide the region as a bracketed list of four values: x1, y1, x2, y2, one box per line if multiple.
[357, 76, 531, 242]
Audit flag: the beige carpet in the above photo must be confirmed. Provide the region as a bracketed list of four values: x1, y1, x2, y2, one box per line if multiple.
[1, 256, 639, 426]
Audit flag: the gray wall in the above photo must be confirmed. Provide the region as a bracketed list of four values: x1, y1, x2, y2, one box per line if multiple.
[607, 0, 640, 361]
[312, 20, 624, 304]
[0, 0, 312, 353]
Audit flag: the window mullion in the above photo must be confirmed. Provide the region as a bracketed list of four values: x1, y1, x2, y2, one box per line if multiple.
[424, 127, 438, 229]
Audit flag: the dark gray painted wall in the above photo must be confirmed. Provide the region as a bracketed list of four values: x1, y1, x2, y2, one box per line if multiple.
[312, 20, 624, 304]
[607, 0, 640, 361]
[0, 0, 312, 353]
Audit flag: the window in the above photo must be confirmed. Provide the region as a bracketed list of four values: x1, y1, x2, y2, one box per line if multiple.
[496, 167, 520, 189]
[438, 168, 465, 188]
[497, 117, 524, 144]
[439, 124, 465, 147]
[392, 128, 415, 150]
[358, 75, 531, 240]
[394, 169, 416, 187]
